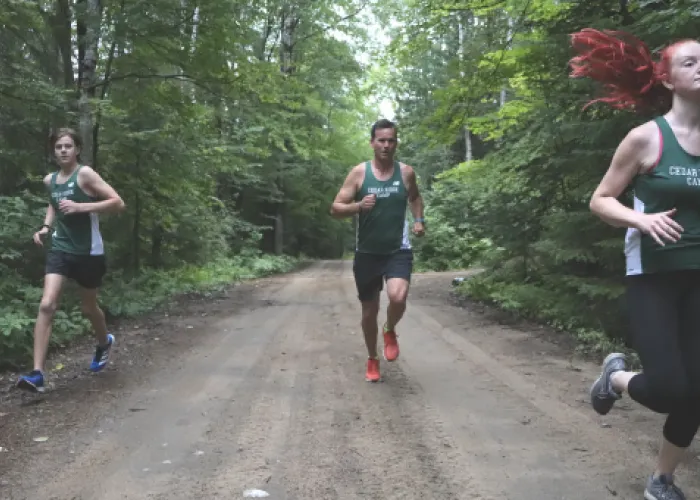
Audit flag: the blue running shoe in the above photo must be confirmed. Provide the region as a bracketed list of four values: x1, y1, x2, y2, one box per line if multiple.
[16, 370, 45, 393]
[90, 333, 115, 372]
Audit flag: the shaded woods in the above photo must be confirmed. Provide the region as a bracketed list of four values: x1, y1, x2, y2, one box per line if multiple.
[386, 0, 700, 354]
[5, 0, 698, 367]
[0, 0, 383, 366]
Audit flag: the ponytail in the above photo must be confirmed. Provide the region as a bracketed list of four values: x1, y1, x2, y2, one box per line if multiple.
[569, 29, 674, 112]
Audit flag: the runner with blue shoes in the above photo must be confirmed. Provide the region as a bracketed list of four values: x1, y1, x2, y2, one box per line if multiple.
[16, 128, 125, 393]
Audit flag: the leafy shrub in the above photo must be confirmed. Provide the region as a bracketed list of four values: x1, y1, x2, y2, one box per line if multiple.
[0, 255, 299, 369]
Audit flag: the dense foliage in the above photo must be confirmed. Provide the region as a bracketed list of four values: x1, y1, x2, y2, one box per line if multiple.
[5, 0, 696, 367]
[0, 0, 383, 368]
[387, 0, 700, 354]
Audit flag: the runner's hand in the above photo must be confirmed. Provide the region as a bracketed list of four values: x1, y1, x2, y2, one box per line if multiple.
[412, 222, 425, 237]
[33, 227, 50, 246]
[58, 199, 83, 214]
[636, 209, 683, 246]
[358, 194, 376, 212]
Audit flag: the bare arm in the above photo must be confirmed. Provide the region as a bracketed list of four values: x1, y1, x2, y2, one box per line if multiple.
[41, 174, 56, 228]
[590, 122, 682, 245]
[402, 165, 425, 236]
[43, 204, 56, 227]
[71, 167, 126, 214]
[330, 166, 363, 218]
[34, 175, 56, 245]
[403, 165, 424, 221]
[590, 125, 650, 228]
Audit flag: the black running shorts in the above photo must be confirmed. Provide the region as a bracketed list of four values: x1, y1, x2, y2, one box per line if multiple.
[45, 250, 107, 289]
[352, 249, 413, 302]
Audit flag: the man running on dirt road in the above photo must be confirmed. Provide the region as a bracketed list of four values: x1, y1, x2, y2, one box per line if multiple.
[330, 118, 425, 382]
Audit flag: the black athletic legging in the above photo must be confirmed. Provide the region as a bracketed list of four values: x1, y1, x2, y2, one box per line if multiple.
[626, 269, 700, 448]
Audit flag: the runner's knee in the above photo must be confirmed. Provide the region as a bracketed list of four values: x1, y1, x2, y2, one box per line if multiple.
[656, 383, 689, 412]
[645, 374, 690, 413]
[38, 299, 58, 316]
[387, 287, 408, 305]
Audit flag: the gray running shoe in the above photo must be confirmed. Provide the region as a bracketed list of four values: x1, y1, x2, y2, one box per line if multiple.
[645, 474, 686, 500]
[590, 352, 626, 415]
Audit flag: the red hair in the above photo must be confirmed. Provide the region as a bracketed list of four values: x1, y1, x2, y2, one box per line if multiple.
[568, 28, 694, 112]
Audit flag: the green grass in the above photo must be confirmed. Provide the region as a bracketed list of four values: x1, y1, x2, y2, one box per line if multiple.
[0, 254, 301, 370]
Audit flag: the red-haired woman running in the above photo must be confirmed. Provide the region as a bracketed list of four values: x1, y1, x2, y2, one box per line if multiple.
[570, 29, 700, 500]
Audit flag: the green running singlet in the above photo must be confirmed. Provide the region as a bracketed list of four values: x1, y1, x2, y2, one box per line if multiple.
[625, 116, 700, 275]
[355, 161, 410, 255]
[48, 166, 104, 256]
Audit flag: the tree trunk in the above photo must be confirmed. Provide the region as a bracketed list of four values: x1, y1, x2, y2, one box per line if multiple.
[132, 154, 142, 272]
[272, 7, 299, 255]
[280, 10, 297, 76]
[500, 14, 513, 109]
[620, 0, 633, 25]
[274, 215, 283, 256]
[93, 0, 125, 168]
[77, 0, 101, 167]
[132, 190, 141, 273]
[54, 0, 74, 89]
[151, 225, 164, 268]
[458, 18, 472, 162]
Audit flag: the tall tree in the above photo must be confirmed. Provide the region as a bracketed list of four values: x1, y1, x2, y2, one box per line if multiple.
[384, 0, 700, 351]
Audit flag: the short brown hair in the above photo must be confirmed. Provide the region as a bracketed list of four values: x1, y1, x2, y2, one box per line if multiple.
[49, 127, 82, 150]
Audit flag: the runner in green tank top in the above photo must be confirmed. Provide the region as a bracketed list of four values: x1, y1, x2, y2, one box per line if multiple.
[570, 30, 700, 500]
[355, 159, 411, 254]
[331, 119, 425, 383]
[16, 128, 126, 394]
[48, 164, 106, 256]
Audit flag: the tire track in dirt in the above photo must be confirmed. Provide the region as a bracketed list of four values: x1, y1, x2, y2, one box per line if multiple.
[13, 273, 311, 500]
[270, 267, 472, 500]
[4, 261, 700, 500]
[397, 306, 613, 499]
[400, 271, 700, 499]
[145, 310, 307, 500]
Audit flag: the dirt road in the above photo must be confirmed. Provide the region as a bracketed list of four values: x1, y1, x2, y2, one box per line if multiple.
[1, 261, 699, 499]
